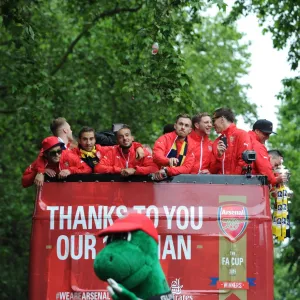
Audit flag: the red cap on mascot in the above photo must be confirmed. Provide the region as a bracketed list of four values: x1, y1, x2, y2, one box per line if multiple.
[97, 213, 158, 243]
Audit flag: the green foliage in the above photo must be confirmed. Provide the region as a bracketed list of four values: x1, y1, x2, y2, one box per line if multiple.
[274, 259, 300, 300]
[227, 0, 300, 70]
[270, 77, 300, 298]
[185, 13, 255, 121]
[226, 0, 300, 296]
[0, 0, 254, 298]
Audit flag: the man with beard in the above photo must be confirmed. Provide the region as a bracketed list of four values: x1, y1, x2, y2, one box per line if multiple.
[22, 136, 86, 188]
[73, 126, 146, 173]
[248, 120, 286, 184]
[152, 113, 195, 179]
[210, 107, 251, 175]
[190, 112, 213, 174]
[72, 127, 108, 173]
[94, 125, 158, 176]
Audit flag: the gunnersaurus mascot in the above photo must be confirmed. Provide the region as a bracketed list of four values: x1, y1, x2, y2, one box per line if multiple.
[94, 213, 173, 300]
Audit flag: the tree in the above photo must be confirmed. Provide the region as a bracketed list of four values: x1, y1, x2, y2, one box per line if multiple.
[0, 1, 254, 298]
[227, 0, 300, 70]
[269, 77, 300, 298]
[185, 13, 255, 121]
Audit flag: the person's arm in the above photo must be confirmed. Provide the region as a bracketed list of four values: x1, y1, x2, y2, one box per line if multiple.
[132, 142, 144, 160]
[166, 148, 195, 176]
[254, 145, 278, 185]
[153, 136, 169, 166]
[135, 152, 159, 175]
[69, 148, 93, 173]
[100, 145, 114, 156]
[208, 152, 221, 174]
[22, 161, 38, 188]
[208, 141, 221, 174]
[35, 150, 47, 173]
[66, 153, 92, 174]
[200, 142, 213, 174]
[233, 131, 252, 175]
[94, 150, 122, 174]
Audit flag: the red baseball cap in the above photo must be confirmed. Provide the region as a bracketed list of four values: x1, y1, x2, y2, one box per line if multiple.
[97, 213, 158, 243]
[42, 136, 64, 152]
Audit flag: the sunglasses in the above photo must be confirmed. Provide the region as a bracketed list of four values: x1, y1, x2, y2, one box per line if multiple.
[48, 149, 62, 157]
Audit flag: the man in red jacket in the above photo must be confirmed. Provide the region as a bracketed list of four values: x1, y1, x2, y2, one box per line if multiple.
[152, 113, 195, 179]
[50, 117, 74, 149]
[72, 127, 111, 173]
[210, 108, 251, 175]
[22, 136, 87, 188]
[248, 120, 286, 185]
[94, 125, 158, 176]
[33, 117, 76, 185]
[190, 112, 213, 174]
[73, 127, 146, 173]
[268, 149, 284, 170]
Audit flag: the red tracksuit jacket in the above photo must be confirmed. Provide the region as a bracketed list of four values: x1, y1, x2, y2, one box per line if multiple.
[72, 142, 143, 173]
[94, 145, 158, 175]
[189, 130, 213, 174]
[71, 144, 109, 173]
[22, 151, 87, 188]
[153, 131, 195, 176]
[248, 131, 277, 185]
[210, 124, 252, 175]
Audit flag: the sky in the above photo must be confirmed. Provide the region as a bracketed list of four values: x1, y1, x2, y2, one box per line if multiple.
[235, 14, 296, 132]
[218, 2, 297, 132]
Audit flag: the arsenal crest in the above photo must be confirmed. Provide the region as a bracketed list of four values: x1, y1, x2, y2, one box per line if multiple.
[218, 205, 248, 242]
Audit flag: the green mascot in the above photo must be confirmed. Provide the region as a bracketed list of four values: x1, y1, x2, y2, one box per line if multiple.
[94, 213, 173, 300]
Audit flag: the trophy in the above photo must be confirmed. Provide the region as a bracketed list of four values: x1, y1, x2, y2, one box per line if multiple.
[274, 159, 293, 198]
[272, 159, 293, 241]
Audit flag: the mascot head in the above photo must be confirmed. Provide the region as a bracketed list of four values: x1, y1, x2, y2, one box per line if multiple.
[94, 213, 159, 290]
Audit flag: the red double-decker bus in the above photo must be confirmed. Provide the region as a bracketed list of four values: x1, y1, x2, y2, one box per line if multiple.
[29, 174, 273, 300]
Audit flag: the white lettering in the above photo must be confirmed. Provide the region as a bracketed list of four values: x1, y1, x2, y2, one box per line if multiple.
[73, 206, 87, 230]
[47, 206, 59, 230]
[231, 257, 244, 266]
[116, 205, 127, 218]
[146, 205, 159, 228]
[57, 235, 69, 260]
[132, 205, 146, 214]
[160, 235, 191, 260]
[70, 235, 83, 260]
[85, 235, 96, 259]
[190, 206, 203, 230]
[103, 206, 115, 228]
[222, 209, 245, 216]
[162, 235, 176, 259]
[60, 206, 72, 229]
[88, 206, 103, 229]
[176, 206, 189, 230]
[178, 235, 191, 259]
[57, 234, 96, 260]
[222, 257, 230, 265]
[163, 206, 176, 229]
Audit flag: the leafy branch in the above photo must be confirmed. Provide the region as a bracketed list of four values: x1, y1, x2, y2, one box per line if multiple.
[51, 4, 143, 76]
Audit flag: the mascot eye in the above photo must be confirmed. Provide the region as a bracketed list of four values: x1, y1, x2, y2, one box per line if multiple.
[103, 236, 109, 244]
[104, 233, 132, 245]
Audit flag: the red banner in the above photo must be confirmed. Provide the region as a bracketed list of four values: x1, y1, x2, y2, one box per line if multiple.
[29, 181, 273, 300]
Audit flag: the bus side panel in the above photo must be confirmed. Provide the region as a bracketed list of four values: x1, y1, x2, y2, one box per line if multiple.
[29, 182, 273, 300]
